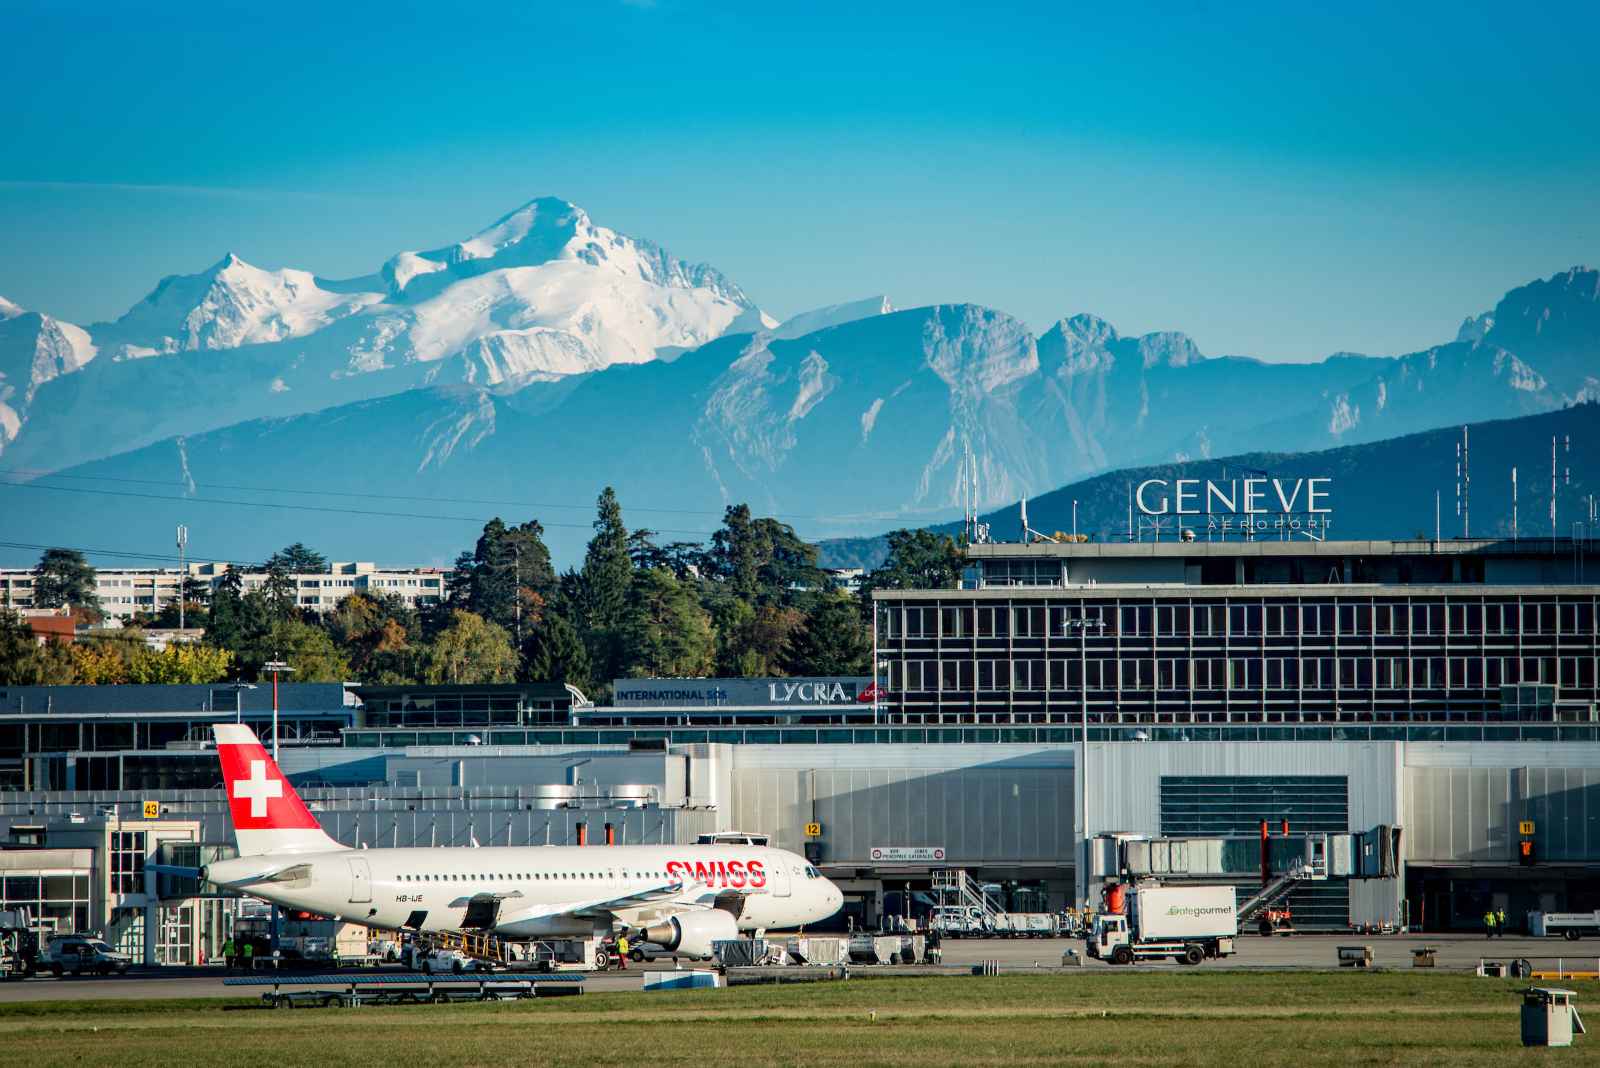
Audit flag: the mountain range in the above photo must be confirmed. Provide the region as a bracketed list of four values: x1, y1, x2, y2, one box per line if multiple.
[1, 197, 1597, 567]
[817, 403, 1600, 568]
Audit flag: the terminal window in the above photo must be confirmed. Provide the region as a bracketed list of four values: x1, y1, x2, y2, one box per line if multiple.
[1159, 775, 1348, 837]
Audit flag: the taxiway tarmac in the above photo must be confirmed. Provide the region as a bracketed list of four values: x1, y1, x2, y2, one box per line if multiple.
[0, 934, 1587, 1003]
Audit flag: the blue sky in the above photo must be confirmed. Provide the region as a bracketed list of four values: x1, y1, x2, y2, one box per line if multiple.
[2, 0, 1596, 360]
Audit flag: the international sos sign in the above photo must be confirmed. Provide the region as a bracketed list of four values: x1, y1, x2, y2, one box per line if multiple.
[1134, 477, 1333, 537]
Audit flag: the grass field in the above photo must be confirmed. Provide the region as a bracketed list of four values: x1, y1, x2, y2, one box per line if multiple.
[0, 972, 1575, 1066]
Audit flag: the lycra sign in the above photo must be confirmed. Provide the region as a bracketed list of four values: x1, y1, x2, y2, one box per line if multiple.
[1134, 477, 1332, 539]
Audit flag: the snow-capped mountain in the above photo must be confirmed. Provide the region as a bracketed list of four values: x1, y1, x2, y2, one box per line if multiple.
[2, 194, 1597, 570]
[0, 302, 97, 445]
[100, 253, 383, 358]
[11, 266, 1598, 569]
[773, 295, 894, 339]
[0, 197, 767, 470]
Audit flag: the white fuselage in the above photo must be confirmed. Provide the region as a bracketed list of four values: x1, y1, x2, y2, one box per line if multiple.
[206, 843, 841, 938]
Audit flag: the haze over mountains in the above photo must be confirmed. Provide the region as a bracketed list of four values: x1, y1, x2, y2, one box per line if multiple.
[0, 199, 1596, 567]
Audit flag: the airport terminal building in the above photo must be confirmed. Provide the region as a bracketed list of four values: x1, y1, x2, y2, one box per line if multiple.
[1, 536, 1598, 962]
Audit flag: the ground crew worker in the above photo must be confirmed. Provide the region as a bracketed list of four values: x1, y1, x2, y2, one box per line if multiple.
[242, 940, 255, 970]
[615, 935, 629, 969]
[1497, 907, 1508, 936]
[222, 938, 235, 973]
[1484, 910, 1497, 939]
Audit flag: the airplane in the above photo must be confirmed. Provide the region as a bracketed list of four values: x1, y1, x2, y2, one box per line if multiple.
[201, 724, 843, 958]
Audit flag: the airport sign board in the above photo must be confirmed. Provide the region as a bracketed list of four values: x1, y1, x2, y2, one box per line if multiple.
[142, 800, 160, 819]
[1134, 476, 1333, 539]
[613, 677, 872, 708]
[870, 846, 945, 862]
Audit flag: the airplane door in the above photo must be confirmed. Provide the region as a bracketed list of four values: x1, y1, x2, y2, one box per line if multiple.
[349, 857, 372, 903]
[769, 860, 792, 898]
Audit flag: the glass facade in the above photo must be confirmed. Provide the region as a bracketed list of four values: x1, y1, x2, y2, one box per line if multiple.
[1160, 775, 1348, 836]
[1158, 774, 1351, 929]
[0, 870, 90, 934]
[874, 589, 1600, 725]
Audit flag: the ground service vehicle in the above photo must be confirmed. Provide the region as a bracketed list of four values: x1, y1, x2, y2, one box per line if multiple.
[1529, 910, 1600, 941]
[991, 912, 1061, 938]
[0, 910, 41, 979]
[42, 935, 133, 976]
[1087, 884, 1237, 965]
[278, 916, 372, 965]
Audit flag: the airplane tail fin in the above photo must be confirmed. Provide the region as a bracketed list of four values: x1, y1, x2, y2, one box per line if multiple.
[213, 724, 341, 856]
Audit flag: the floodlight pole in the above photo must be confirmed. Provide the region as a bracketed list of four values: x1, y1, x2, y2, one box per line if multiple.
[263, 660, 294, 761]
[175, 525, 188, 630]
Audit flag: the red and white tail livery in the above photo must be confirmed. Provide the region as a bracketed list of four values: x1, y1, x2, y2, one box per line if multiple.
[214, 723, 339, 856]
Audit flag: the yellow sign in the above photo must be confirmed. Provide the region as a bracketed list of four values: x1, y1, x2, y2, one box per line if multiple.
[142, 800, 160, 820]
[804, 822, 822, 838]
[1518, 820, 1535, 836]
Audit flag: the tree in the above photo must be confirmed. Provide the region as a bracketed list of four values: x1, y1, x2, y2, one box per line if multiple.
[628, 530, 707, 580]
[450, 519, 556, 642]
[126, 642, 233, 684]
[253, 619, 349, 683]
[0, 610, 75, 684]
[521, 607, 591, 691]
[233, 617, 348, 684]
[322, 591, 421, 681]
[575, 488, 634, 682]
[706, 505, 823, 603]
[711, 597, 803, 676]
[621, 568, 715, 678]
[784, 593, 872, 676]
[420, 610, 518, 684]
[260, 566, 298, 624]
[204, 568, 247, 647]
[33, 548, 100, 615]
[865, 529, 966, 593]
[266, 543, 328, 574]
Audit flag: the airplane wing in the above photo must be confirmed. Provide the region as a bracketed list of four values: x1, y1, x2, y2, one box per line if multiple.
[495, 879, 707, 927]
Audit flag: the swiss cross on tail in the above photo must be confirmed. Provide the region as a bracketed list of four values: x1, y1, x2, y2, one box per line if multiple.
[214, 724, 323, 837]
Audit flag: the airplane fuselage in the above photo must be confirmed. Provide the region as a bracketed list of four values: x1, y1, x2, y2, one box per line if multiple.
[207, 843, 840, 937]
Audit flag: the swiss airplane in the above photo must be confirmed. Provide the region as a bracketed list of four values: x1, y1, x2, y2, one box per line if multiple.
[202, 724, 842, 956]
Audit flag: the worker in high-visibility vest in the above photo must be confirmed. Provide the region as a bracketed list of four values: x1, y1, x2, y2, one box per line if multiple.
[221, 938, 235, 973]
[242, 941, 255, 970]
[615, 935, 629, 969]
[1483, 910, 1497, 939]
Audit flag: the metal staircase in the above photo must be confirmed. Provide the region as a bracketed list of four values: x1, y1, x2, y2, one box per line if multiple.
[931, 869, 1001, 932]
[1237, 864, 1317, 923]
[408, 928, 524, 968]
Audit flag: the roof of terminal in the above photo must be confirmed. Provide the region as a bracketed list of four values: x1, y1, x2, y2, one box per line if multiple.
[965, 537, 1597, 560]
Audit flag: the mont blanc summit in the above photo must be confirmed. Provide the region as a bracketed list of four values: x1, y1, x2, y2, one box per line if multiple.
[0, 197, 770, 472]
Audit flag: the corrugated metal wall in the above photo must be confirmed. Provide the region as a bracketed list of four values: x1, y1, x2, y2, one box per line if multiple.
[730, 745, 1074, 865]
[1404, 765, 1600, 863]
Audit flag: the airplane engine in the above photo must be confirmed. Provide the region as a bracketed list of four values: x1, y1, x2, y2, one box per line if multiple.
[642, 909, 739, 957]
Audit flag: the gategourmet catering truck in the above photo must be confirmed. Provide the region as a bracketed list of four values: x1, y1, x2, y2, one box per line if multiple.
[1087, 884, 1237, 965]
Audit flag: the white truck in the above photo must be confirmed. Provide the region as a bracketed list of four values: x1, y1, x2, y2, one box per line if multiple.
[1529, 910, 1600, 941]
[1087, 884, 1237, 965]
